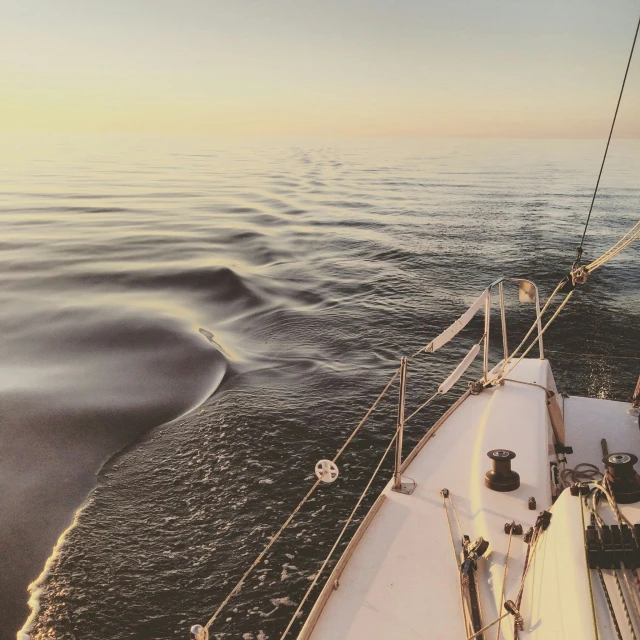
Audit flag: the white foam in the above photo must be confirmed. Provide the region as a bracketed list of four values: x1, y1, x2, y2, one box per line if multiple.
[17, 501, 89, 640]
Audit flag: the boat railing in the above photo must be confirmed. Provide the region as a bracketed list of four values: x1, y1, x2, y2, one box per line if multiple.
[392, 277, 544, 490]
[487, 276, 545, 372]
[192, 218, 640, 639]
[194, 276, 550, 638]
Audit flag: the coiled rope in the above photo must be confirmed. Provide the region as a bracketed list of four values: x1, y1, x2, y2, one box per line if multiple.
[560, 463, 603, 488]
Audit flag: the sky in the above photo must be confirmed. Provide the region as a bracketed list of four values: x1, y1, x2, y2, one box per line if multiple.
[1, 0, 639, 137]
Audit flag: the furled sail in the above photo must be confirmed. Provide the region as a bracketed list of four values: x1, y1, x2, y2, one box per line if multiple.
[424, 289, 488, 353]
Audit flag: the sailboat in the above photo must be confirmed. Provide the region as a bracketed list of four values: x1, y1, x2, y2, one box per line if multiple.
[190, 13, 640, 640]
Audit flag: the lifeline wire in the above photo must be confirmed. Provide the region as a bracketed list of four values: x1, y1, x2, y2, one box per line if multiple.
[198, 194, 640, 636]
[279, 430, 399, 639]
[202, 368, 399, 631]
[578, 9, 640, 253]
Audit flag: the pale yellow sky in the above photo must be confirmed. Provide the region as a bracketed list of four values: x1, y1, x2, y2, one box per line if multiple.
[1, 0, 639, 137]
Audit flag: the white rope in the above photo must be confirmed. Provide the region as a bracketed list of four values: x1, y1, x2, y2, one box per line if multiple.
[202, 368, 399, 631]
[496, 523, 515, 640]
[332, 368, 399, 461]
[560, 463, 603, 488]
[489, 219, 638, 386]
[197, 217, 640, 635]
[404, 391, 440, 425]
[278, 430, 399, 639]
[586, 220, 640, 271]
[441, 490, 473, 637]
[467, 612, 511, 640]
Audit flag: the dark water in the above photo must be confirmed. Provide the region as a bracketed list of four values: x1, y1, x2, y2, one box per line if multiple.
[1, 135, 638, 640]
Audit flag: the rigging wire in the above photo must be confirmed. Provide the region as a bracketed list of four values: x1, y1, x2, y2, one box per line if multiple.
[577, 9, 640, 260]
[278, 430, 399, 639]
[201, 368, 399, 632]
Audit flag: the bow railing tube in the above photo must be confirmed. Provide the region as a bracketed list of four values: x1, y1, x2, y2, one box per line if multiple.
[194, 264, 630, 638]
[393, 357, 408, 491]
[499, 281, 508, 362]
[483, 288, 491, 383]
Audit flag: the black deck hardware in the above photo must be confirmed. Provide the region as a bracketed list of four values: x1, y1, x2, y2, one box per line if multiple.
[528, 496, 537, 510]
[460, 536, 490, 639]
[468, 381, 485, 395]
[585, 523, 640, 569]
[603, 453, 640, 504]
[504, 600, 525, 631]
[554, 443, 574, 455]
[485, 449, 520, 492]
[504, 522, 523, 535]
[570, 482, 591, 496]
[535, 510, 552, 531]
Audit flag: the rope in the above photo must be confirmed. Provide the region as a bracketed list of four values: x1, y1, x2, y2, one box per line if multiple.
[448, 491, 465, 542]
[496, 523, 515, 640]
[467, 612, 511, 640]
[578, 6, 640, 253]
[592, 479, 640, 637]
[279, 430, 399, 639]
[620, 564, 640, 635]
[595, 478, 637, 540]
[512, 523, 552, 638]
[598, 567, 624, 640]
[441, 490, 473, 637]
[585, 221, 640, 272]
[580, 495, 600, 640]
[613, 565, 637, 640]
[404, 391, 440, 425]
[202, 368, 399, 631]
[560, 463, 603, 488]
[331, 368, 400, 462]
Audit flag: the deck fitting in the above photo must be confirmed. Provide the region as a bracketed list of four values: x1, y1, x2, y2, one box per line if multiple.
[485, 449, 520, 492]
[392, 479, 416, 495]
[603, 452, 640, 504]
[504, 522, 523, 535]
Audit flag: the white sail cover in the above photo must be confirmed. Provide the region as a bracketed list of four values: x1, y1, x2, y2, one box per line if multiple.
[424, 289, 488, 353]
[437, 343, 481, 395]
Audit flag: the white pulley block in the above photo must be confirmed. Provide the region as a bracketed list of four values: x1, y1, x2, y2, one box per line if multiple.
[315, 459, 339, 483]
[190, 624, 209, 640]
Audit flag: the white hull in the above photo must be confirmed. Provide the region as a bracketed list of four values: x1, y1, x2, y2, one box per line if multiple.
[300, 359, 640, 639]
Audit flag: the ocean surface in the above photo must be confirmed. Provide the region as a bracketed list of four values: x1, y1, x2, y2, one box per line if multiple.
[1, 135, 639, 640]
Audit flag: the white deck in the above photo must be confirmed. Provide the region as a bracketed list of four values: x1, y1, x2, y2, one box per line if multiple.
[300, 359, 639, 640]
